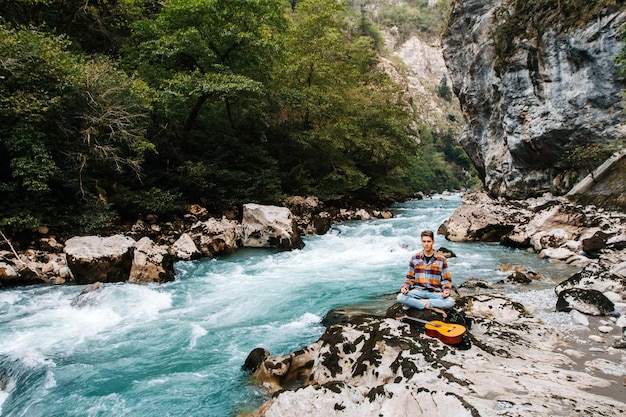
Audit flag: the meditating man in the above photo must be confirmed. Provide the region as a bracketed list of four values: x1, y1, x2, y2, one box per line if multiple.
[397, 229, 455, 317]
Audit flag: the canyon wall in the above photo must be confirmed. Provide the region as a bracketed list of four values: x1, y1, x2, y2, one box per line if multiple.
[442, 0, 626, 207]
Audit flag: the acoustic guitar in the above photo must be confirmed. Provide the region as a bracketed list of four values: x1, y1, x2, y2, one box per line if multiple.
[398, 315, 467, 345]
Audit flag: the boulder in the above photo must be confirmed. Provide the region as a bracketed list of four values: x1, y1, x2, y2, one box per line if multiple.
[502, 271, 532, 285]
[0, 262, 19, 287]
[242, 204, 304, 250]
[189, 218, 240, 257]
[15, 263, 47, 285]
[582, 230, 613, 254]
[458, 279, 493, 292]
[170, 233, 200, 260]
[128, 237, 175, 284]
[556, 288, 615, 316]
[438, 192, 531, 242]
[71, 282, 105, 308]
[507, 203, 585, 247]
[64, 235, 136, 284]
[556, 262, 626, 295]
[530, 228, 571, 251]
[538, 247, 576, 260]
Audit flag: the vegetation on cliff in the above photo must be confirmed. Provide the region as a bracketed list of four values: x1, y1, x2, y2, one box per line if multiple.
[0, 0, 469, 240]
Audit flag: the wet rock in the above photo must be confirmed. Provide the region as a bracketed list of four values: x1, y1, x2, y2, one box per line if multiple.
[583, 230, 612, 255]
[0, 262, 18, 286]
[502, 271, 532, 285]
[437, 246, 456, 258]
[242, 347, 270, 373]
[458, 279, 493, 291]
[71, 282, 104, 308]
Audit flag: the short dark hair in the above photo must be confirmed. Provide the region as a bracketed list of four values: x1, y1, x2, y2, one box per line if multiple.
[421, 230, 434, 239]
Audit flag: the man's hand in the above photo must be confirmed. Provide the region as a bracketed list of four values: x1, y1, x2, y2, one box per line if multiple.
[442, 290, 450, 297]
[401, 286, 409, 294]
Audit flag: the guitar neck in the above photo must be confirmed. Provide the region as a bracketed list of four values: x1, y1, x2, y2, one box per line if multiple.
[401, 316, 441, 327]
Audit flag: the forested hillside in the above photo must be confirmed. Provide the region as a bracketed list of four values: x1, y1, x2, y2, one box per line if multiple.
[0, 0, 470, 239]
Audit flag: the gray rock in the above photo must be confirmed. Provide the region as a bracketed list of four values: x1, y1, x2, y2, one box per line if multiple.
[242, 203, 304, 250]
[442, 0, 626, 205]
[556, 288, 615, 316]
[71, 282, 104, 308]
[128, 237, 175, 284]
[189, 218, 240, 257]
[170, 233, 200, 260]
[64, 235, 135, 284]
[248, 293, 626, 416]
[556, 262, 626, 295]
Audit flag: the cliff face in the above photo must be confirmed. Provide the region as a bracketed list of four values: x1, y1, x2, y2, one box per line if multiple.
[442, 0, 626, 203]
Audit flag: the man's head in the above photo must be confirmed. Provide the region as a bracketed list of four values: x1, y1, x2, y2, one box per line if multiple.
[421, 230, 435, 253]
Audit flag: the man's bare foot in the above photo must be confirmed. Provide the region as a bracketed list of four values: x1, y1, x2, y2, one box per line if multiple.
[421, 300, 447, 318]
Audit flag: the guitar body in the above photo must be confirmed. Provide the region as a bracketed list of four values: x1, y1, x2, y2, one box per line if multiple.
[423, 320, 466, 345]
[399, 316, 466, 345]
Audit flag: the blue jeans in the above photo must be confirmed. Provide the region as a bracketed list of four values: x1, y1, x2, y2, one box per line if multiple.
[397, 289, 455, 310]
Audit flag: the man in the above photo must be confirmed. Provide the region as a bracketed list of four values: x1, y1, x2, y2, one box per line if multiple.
[397, 230, 455, 317]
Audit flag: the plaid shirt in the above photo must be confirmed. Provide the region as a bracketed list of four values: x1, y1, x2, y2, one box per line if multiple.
[403, 250, 451, 292]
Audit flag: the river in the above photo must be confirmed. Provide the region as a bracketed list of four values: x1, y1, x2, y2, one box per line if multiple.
[0, 194, 580, 416]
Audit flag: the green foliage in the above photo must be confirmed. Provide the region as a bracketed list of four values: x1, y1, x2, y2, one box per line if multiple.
[0, 25, 74, 193]
[0, 24, 153, 234]
[356, 6, 384, 50]
[566, 143, 620, 171]
[73, 198, 119, 235]
[0, 212, 40, 231]
[437, 76, 453, 101]
[0, 0, 149, 53]
[0, 0, 474, 237]
[113, 187, 185, 217]
[268, 0, 426, 202]
[367, 0, 452, 42]
[121, 0, 288, 209]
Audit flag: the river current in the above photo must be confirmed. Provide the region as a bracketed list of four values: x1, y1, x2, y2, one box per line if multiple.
[0, 194, 580, 416]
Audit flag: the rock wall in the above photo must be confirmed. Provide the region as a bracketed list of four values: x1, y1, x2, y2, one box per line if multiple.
[442, 0, 626, 204]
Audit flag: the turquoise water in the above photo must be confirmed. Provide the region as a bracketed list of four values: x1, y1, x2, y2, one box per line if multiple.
[0, 194, 580, 416]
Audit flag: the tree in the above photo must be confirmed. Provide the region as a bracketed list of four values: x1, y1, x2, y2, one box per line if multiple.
[268, 0, 421, 202]
[437, 76, 453, 101]
[0, 24, 153, 233]
[122, 0, 288, 208]
[0, 0, 151, 54]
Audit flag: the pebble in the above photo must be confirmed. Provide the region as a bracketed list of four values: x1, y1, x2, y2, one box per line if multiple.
[598, 326, 614, 333]
[589, 335, 604, 343]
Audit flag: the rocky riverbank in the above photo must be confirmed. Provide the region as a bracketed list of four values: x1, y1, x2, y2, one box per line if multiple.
[0, 196, 392, 287]
[243, 191, 626, 417]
